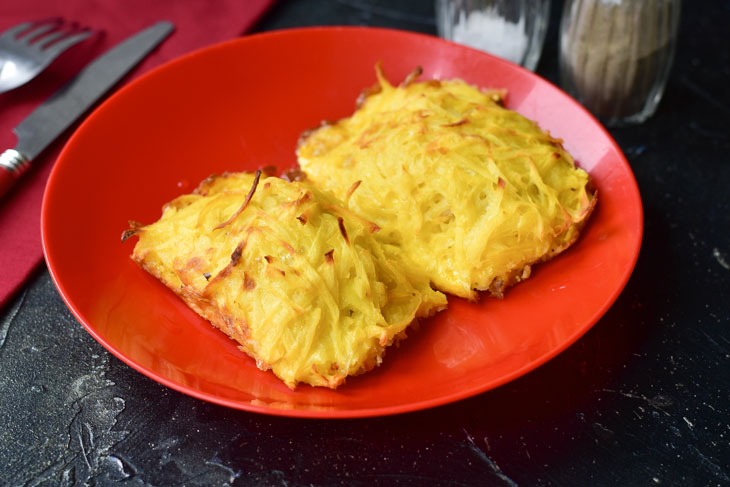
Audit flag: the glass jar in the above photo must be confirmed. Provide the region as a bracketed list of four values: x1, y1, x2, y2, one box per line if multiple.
[559, 0, 681, 126]
[436, 0, 551, 71]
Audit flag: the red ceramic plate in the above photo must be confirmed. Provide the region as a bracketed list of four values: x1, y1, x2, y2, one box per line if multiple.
[42, 27, 642, 418]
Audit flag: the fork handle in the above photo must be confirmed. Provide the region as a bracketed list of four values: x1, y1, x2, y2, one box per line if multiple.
[0, 149, 31, 199]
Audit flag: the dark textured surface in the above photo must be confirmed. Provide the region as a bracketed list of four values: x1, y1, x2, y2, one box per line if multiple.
[2, 1, 729, 486]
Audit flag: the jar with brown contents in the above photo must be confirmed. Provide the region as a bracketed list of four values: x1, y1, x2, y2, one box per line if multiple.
[559, 0, 681, 126]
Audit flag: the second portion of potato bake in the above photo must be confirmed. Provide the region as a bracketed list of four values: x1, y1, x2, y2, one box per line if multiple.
[298, 66, 596, 300]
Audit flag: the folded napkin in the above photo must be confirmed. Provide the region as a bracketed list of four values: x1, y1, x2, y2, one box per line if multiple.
[0, 0, 275, 308]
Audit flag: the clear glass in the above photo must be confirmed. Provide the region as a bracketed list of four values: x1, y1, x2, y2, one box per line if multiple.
[435, 0, 551, 71]
[559, 0, 681, 126]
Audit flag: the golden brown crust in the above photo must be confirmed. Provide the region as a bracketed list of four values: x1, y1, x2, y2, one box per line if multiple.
[295, 121, 333, 153]
[121, 220, 144, 242]
[214, 170, 261, 230]
[400, 65, 423, 88]
[134, 255, 255, 359]
[483, 186, 598, 299]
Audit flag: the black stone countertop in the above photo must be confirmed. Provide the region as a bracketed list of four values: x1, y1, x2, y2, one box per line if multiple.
[2, 1, 729, 485]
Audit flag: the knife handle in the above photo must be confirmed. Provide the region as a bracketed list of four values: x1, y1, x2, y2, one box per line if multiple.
[0, 150, 31, 199]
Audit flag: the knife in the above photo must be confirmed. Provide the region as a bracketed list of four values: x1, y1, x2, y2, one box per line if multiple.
[0, 20, 175, 198]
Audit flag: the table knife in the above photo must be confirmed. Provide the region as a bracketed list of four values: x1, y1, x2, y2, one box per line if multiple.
[0, 20, 175, 198]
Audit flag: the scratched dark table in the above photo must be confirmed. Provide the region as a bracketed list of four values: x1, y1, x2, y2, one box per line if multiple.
[2, 1, 729, 486]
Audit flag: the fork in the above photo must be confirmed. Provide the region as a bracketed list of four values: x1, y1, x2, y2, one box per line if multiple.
[0, 19, 92, 94]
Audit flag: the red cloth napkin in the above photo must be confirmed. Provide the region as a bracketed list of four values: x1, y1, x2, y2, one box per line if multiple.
[0, 0, 275, 308]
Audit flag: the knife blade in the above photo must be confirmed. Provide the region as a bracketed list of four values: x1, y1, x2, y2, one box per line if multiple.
[0, 20, 175, 198]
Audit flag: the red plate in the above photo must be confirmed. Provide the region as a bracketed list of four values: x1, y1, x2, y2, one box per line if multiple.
[42, 27, 642, 418]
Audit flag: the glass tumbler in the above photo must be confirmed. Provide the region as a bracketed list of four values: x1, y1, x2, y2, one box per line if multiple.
[559, 0, 681, 126]
[435, 0, 551, 71]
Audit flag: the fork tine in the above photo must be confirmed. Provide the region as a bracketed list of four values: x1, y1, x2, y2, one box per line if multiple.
[34, 29, 68, 47]
[0, 22, 36, 40]
[18, 21, 61, 44]
[41, 30, 92, 55]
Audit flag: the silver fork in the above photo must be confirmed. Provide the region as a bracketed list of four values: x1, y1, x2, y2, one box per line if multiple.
[0, 19, 92, 94]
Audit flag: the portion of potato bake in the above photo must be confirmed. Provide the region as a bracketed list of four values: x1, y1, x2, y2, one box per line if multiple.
[298, 65, 597, 300]
[124, 171, 446, 389]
